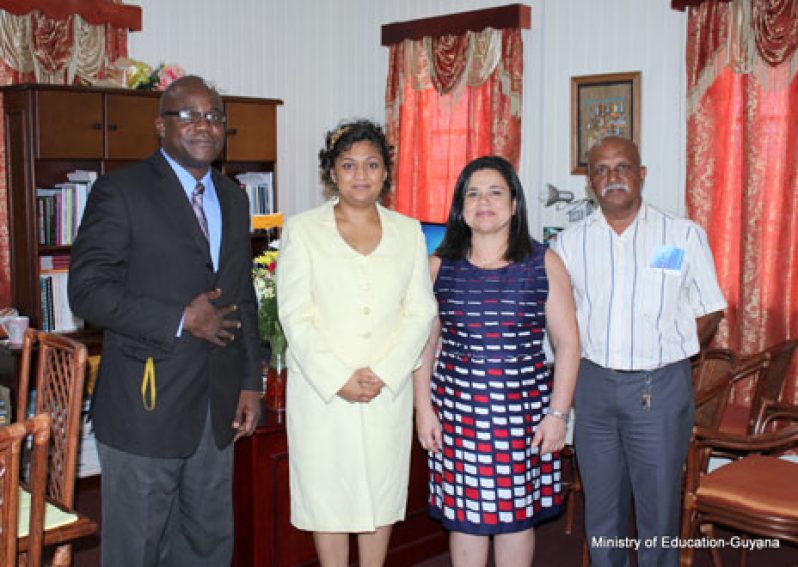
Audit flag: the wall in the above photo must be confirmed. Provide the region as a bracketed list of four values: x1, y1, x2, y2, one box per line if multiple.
[128, 0, 686, 237]
[536, 1, 687, 232]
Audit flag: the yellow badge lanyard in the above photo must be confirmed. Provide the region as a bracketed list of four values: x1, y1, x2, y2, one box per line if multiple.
[141, 356, 156, 411]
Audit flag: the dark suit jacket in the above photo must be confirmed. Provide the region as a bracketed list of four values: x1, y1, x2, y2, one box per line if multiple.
[68, 151, 261, 458]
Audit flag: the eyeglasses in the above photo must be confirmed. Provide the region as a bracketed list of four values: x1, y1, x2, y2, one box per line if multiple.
[590, 163, 637, 178]
[161, 109, 227, 125]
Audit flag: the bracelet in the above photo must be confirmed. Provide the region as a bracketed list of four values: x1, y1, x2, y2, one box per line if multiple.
[546, 408, 570, 423]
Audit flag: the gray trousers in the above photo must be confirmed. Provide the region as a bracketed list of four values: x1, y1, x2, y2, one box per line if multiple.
[574, 359, 693, 567]
[97, 409, 234, 567]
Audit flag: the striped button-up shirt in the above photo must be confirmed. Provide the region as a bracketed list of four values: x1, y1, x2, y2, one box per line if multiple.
[552, 202, 726, 370]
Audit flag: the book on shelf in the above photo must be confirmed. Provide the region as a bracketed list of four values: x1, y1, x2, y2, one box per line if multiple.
[35, 170, 96, 246]
[66, 170, 98, 184]
[251, 213, 284, 230]
[0, 385, 10, 426]
[78, 355, 101, 477]
[36, 188, 59, 246]
[39, 255, 83, 333]
[235, 171, 275, 230]
[78, 395, 100, 477]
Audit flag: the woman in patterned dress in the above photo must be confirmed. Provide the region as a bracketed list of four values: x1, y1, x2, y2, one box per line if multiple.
[413, 156, 580, 567]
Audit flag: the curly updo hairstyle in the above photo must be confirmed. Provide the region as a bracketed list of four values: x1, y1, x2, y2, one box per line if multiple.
[319, 119, 393, 198]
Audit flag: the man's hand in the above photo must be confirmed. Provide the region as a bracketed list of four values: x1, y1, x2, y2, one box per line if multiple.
[233, 390, 262, 442]
[183, 288, 240, 346]
[337, 368, 385, 403]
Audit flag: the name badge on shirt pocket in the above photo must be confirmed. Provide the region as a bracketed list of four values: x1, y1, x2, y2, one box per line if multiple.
[650, 245, 684, 273]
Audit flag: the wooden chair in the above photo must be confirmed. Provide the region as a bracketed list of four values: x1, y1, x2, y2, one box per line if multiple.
[560, 445, 590, 567]
[15, 329, 89, 567]
[0, 413, 50, 567]
[561, 445, 581, 536]
[718, 340, 797, 435]
[691, 348, 736, 392]
[680, 402, 798, 567]
[749, 339, 798, 431]
[692, 349, 737, 430]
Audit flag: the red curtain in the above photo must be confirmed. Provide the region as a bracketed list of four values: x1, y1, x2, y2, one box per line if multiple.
[686, 0, 798, 406]
[0, 5, 131, 306]
[385, 28, 523, 222]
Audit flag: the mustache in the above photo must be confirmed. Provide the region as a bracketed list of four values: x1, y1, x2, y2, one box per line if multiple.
[601, 183, 630, 198]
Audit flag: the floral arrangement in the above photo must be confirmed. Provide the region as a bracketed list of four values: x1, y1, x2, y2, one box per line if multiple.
[124, 59, 186, 91]
[252, 249, 286, 356]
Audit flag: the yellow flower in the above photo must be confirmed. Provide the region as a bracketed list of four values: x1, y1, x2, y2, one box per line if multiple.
[126, 60, 153, 89]
[252, 248, 284, 350]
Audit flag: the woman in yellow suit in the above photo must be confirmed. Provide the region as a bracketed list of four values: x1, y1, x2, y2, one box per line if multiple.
[276, 120, 437, 567]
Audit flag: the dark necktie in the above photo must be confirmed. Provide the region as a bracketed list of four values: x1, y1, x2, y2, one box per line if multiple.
[192, 182, 210, 241]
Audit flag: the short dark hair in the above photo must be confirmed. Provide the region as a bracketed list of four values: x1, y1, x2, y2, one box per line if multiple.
[435, 155, 534, 262]
[159, 75, 222, 113]
[319, 119, 393, 198]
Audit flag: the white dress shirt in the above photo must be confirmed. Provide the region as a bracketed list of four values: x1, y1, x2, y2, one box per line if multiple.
[552, 202, 727, 370]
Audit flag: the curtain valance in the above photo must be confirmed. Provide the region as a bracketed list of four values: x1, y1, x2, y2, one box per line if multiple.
[392, 28, 521, 111]
[686, 0, 798, 112]
[681, 0, 798, 84]
[0, 0, 141, 30]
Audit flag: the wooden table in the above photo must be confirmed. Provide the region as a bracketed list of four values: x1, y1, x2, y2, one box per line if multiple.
[232, 403, 447, 566]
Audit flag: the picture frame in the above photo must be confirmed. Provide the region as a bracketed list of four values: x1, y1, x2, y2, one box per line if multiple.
[570, 71, 641, 174]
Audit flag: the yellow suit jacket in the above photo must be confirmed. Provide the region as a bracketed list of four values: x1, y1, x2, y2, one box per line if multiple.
[276, 199, 437, 531]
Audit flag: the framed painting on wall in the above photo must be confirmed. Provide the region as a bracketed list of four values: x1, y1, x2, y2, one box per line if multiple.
[570, 71, 641, 174]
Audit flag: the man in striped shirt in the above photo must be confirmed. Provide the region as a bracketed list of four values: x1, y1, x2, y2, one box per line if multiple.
[552, 136, 726, 567]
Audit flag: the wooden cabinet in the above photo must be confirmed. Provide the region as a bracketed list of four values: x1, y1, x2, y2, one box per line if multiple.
[33, 89, 161, 160]
[35, 90, 105, 158]
[221, 97, 280, 215]
[225, 99, 277, 162]
[232, 406, 448, 567]
[1, 84, 282, 332]
[105, 94, 162, 160]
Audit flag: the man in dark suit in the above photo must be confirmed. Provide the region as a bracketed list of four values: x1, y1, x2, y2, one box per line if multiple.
[69, 75, 261, 565]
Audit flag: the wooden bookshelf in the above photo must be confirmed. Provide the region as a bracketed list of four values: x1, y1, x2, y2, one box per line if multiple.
[1, 83, 283, 334]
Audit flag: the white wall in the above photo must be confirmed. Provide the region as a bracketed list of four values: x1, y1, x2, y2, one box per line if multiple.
[535, 1, 687, 232]
[128, 0, 686, 238]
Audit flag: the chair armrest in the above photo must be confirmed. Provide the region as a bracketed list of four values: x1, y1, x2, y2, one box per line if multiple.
[693, 423, 798, 454]
[735, 351, 770, 374]
[754, 401, 798, 435]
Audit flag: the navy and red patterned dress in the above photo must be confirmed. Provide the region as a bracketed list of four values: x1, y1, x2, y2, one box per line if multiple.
[428, 242, 562, 534]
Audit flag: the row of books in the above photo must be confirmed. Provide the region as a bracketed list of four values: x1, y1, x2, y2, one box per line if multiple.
[37, 169, 276, 247]
[36, 170, 97, 246]
[236, 171, 276, 230]
[39, 255, 83, 333]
